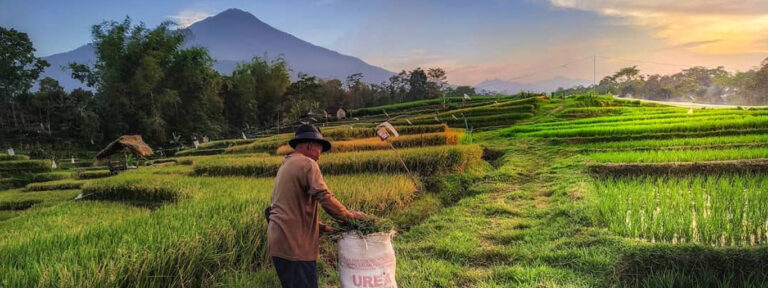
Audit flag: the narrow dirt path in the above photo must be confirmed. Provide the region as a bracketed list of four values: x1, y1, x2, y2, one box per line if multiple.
[394, 142, 619, 287]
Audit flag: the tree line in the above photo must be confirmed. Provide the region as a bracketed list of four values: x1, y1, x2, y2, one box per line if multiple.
[553, 60, 768, 105]
[1, 20, 476, 149]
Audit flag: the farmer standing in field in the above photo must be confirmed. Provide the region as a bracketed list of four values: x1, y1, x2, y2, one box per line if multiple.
[266, 124, 366, 288]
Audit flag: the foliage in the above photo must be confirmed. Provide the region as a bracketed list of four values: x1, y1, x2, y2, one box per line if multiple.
[0, 27, 49, 129]
[69, 18, 225, 145]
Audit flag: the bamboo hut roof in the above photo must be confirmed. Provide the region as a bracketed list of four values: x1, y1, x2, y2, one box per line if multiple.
[95, 135, 153, 160]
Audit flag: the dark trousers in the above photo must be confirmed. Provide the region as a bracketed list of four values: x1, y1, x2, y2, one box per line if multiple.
[272, 256, 318, 288]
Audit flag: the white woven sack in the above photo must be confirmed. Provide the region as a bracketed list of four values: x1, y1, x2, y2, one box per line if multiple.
[338, 231, 397, 288]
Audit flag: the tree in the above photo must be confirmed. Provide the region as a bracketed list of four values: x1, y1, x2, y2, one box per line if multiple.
[447, 86, 475, 98]
[407, 68, 428, 101]
[285, 73, 322, 121]
[427, 68, 447, 99]
[0, 27, 49, 128]
[164, 48, 225, 139]
[69, 18, 186, 144]
[226, 56, 291, 131]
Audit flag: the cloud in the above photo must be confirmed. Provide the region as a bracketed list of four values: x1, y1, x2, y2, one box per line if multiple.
[169, 10, 212, 28]
[655, 39, 722, 51]
[544, 0, 768, 54]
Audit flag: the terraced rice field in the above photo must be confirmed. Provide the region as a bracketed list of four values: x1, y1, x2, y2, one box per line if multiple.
[3, 94, 768, 287]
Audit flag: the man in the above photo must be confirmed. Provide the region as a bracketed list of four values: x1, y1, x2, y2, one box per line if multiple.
[266, 124, 366, 288]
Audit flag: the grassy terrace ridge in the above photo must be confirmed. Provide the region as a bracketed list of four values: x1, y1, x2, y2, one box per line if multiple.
[275, 131, 461, 155]
[349, 94, 539, 117]
[195, 145, 483, 177]
[3, 93, 768, 287]
[576, 134, 768, 150]
[587, 147, 768, 163]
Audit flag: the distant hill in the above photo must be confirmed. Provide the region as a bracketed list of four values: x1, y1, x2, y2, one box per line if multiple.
[40, 8, 394, 91]
[475, 77, 592, 94]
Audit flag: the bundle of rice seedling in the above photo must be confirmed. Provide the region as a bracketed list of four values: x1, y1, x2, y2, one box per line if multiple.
[336, 216, 395, 235]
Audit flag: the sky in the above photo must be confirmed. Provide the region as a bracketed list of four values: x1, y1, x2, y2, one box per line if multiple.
[2, 0, 767, 86]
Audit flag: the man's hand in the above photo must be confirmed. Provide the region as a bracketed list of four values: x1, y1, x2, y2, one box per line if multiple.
[348, 211, 368, 220]
[320, 223, 337, 234]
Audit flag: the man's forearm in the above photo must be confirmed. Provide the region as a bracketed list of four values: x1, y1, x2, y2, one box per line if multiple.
[315, 191, 351, 220]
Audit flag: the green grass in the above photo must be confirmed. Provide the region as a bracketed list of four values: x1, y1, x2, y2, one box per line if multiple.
[593, 174, 768, 246]
[588, 147, 768, 163]
[0, 166, 426, 287]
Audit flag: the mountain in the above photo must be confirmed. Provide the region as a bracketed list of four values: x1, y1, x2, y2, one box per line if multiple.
[40, 8, 394, 91]
[475, 77, 592, 94]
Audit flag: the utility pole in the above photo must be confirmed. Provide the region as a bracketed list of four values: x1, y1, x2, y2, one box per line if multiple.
[593, 55, 597, 96]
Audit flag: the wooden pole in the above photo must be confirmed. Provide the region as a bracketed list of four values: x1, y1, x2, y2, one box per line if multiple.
[387, 141, 422, 192]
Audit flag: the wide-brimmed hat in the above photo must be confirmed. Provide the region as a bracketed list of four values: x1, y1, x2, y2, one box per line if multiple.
[288, 124, 332, 152]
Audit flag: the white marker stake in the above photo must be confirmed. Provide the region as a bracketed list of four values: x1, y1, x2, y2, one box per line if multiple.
[242, 132, 247, 140]
[6, 148, 14, 156]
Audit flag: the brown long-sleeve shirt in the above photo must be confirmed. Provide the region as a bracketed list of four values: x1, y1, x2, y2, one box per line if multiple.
[267, 152, 350, 261]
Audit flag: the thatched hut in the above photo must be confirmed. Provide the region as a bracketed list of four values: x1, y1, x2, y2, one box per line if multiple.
[95, 135, 154, 162]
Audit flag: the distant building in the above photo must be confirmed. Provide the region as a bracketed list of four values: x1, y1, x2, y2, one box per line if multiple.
[325, 106, 347, 119]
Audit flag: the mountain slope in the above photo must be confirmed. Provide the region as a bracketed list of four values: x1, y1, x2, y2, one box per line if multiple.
[475, 77, 592, 94]
[39, 8, 393, 91]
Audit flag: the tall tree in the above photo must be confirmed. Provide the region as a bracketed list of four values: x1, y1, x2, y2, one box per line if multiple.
[407, 68, 428, 101]
[226, 56, 291, 131]
[0, 27, 49, 128]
